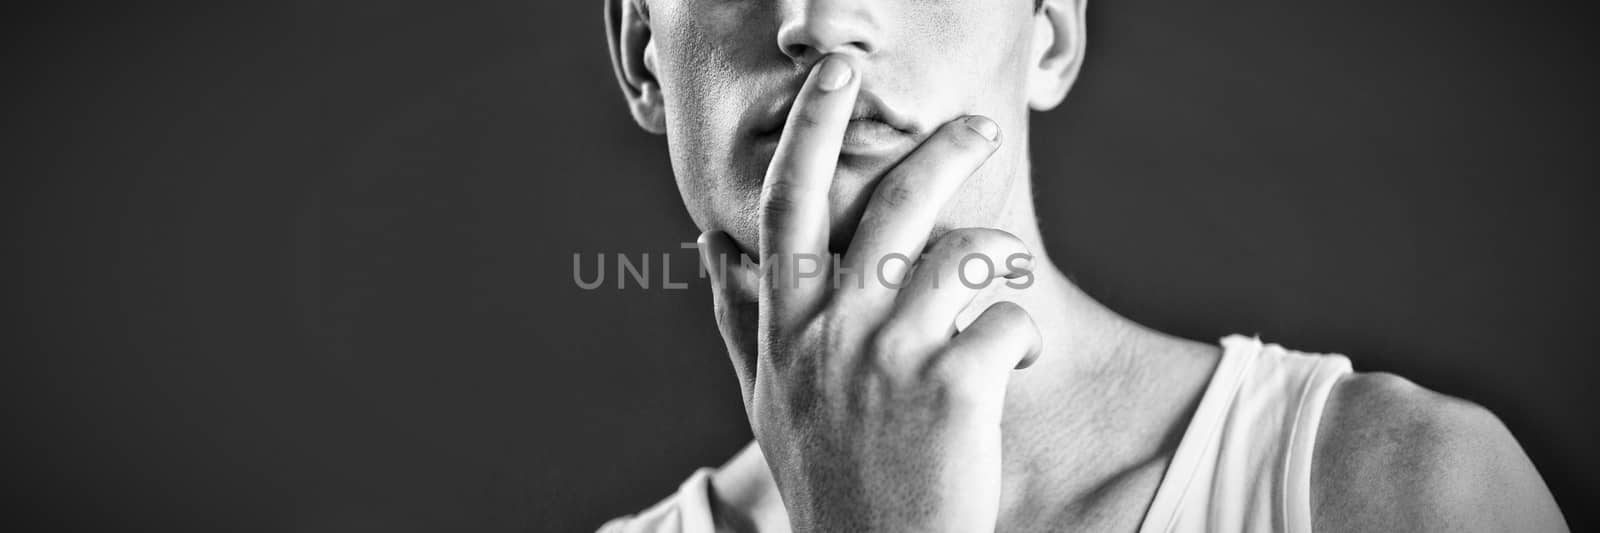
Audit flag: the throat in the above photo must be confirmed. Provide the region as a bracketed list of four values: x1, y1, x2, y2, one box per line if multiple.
[988, 278, 1224, 531]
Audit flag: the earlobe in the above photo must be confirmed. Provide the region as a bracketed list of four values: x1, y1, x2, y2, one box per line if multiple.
[1027, 0, 1087, 111]
[606, 0, 668, 134]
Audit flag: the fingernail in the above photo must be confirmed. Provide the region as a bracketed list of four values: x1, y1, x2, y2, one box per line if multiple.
[816, 56, 853, 92]
[964, 116, 999, 142]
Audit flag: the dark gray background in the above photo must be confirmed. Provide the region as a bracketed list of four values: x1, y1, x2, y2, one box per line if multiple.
[6, 1, 1595, 531]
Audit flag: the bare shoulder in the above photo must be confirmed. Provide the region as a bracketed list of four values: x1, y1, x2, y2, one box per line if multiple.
[1311, 371, 1567, 532]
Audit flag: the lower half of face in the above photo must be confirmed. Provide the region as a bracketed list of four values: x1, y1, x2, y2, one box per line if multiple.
[656, 0, 1038, 256]
[672, 126, 1030, 258]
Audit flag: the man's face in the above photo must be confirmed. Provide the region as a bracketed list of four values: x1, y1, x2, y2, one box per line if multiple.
[640, 0, 1042, 253]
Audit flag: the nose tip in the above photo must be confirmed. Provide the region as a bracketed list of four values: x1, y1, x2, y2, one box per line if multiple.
[775, 0, 878, 63]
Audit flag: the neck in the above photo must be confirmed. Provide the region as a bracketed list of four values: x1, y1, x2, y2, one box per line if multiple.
[969, 161, 1221, 526]
[708, 163, 1224, 532]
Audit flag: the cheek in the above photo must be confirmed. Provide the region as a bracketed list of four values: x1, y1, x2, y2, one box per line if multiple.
[906, 2, 968, 51]
[656, 22, 735, 147]
[905, 4, 1029, 76]
[652, 1, 773, 127]
[909, 9, 1031, 229]
[652, 7, 769, 233]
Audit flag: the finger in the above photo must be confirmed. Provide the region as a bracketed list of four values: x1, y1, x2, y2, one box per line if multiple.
[697, 230, 761, 406]
[942, 301, 1043, 377]
[886, 228, 1032, 339]
[839, 116, 1001, 299]
[760, 54, 859, 315]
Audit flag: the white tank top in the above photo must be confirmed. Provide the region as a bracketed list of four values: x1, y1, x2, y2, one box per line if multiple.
[599, 335, 1353, 532]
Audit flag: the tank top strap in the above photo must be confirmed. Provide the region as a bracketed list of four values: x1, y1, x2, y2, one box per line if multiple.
[1282, 343, 1352, 532]
[597, 468, 717, 533]
[1139, 335, 1353, 533]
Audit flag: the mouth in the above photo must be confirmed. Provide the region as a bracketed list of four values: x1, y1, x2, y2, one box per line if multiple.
[751, 90, 921, 157]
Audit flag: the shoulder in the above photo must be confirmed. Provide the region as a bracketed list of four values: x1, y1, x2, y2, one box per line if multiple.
[1310, 371, 1567, 532]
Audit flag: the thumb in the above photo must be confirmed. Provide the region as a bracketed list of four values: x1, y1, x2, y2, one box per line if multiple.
[696, 229, 760, 407]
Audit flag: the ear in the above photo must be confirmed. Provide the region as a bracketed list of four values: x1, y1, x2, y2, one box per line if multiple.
[1027, 0, 1087, 111]
[606, 0, 666, 134]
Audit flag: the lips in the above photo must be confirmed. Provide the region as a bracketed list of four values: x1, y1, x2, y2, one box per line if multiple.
[751, 90, 921, 157]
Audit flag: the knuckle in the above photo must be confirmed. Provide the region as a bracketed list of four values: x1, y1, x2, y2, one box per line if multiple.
[867, 324, 930, 375]
[927, 229, 992, 268]
[940, 227, 1024, 256]
[789, 109, 825, 131]
[760, 185, 798, 219]
[873, 179, 914, 209]
[760, 177, 792, 203]
[928, 358, 987, 408]
[937, 228, 983, 253]
[921, 348, 1007, 415]
[870, 325, 915, 360]
[923, 352, 967, 384]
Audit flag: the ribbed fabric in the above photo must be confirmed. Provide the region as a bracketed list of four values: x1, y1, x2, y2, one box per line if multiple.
[1138, 335, 1352, 533]
[598, 335, 1352, 533]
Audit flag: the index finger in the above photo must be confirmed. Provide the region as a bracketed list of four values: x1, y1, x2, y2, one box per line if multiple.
[759, 54, 859, 312]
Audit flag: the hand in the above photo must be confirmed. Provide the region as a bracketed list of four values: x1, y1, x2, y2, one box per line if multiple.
[696, 54, 1042, 532]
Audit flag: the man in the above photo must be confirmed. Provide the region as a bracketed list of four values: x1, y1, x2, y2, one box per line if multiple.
[598, 0, 1567, 531]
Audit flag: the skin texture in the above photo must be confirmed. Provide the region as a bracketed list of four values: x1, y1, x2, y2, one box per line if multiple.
[697, 55, 1041, 531]
[612, 0, 1053, 255]
[606, 0, 1569, 530]
[1312, 373, 1567, 532]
